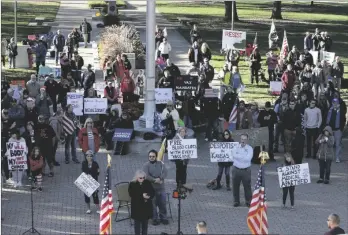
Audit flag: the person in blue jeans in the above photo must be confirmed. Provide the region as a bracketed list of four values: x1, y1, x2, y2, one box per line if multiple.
[142, 150, 169, 226]
[62, 104, 80, 164]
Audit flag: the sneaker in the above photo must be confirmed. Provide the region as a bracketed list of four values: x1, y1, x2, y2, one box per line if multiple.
[152, 219, 160, 226]
[65, 160, 70, 164]
[212, 184, 222, 190]
[317, 179, 324, 184]
[336, 159, 340, 163]
[17, 182, 22, 187]
[290, 206, 295, 210]
[28, 176, 32, 181]
[324, 180, 329, 184]
[54, 161, 60, 166]
[48, 172, 54, 177]
[233, 202, 240, 207]
[212, 139, 217, 141]
[73, 159, 80, 164]
[38, 187, 43, 192]
[86, 210, 91, 214]
[161, 219, 169, 225]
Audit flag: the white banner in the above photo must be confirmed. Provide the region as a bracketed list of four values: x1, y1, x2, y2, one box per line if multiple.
[67, 92, 84, 116]
[84, 98, 108, 114]
[277, 163, 311, 188]
[320, 51, 335, 64]
[309, 50, 318, 64]
[6, 141, 27, 170]
[168, 139, 197, 160]
[270, 81, 282, 96]
[155, 88, 173, 104]
[74, 172, 100, 197]
[93, 82, 106, 96]
[210, 142, 239, 162]
[222, 30, 246, 50]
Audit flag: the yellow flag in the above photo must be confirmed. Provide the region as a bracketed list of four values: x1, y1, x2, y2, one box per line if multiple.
[157, 138, 166, 161]
[107, 154, 112, 167]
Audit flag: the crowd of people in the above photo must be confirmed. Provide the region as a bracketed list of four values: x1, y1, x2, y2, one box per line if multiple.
[1, 17, 347, 235]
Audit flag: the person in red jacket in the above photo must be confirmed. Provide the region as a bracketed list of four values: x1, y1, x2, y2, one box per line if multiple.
[120, 71, 135, 102]
[78, 118, 100, 158]
[281, 64, 296, 95]
[104, 81, 118, 105]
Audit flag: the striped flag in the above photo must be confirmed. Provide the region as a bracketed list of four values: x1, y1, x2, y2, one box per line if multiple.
[157, 138, 166, 161]
[228, 100, 238, 131]
[253, 32, 258, 49]
[100, 156, 114, 235]
[280, 30, 289, 59]
[269, 19, 279, 49]
[247, 165, 268, 235]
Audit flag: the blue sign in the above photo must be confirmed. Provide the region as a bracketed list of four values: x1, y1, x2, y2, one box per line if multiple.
[112, 128, 133, 142]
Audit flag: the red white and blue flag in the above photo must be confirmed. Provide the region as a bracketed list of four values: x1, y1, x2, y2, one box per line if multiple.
[228, 100, 238, 131]
[100, 163, 114, 234]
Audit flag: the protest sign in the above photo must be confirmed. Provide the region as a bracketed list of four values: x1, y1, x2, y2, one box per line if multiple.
[28, 35, 36, 40]
[155, 88, 172, 104]
[204, 88, 219, 98]
[168, 139, 197, 160]
[231, 127, 269, 148]
[309, 50, 319, 64]
[84, 98, 107, 114]
[112, 128, 133, 142]
[74, 172, 100, 197]
[270, 81, 282, 96]
[277, 163, 311, 188]
[210, 142, 239, 162]
[222, 30, 246, 50]
[10, 80, 25, 100]
[6, 141, 27, 170]
[174, 75, 198, 91]
[320, 51, 335, 64]
[93, 82, 106, 95]
[67, 92, 84, 116]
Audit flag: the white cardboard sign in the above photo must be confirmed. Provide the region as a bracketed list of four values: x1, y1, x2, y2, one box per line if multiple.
[84, 98, 108, 114]
[210, 142, 239, 162]
[270, 81, 282, 95]
[74, 172, 100, 197]
[222, 30, 246, 50]
[168, 139, 197, 160]
[6, 141, 28, 170]
[277, 163, 311, 188]
[155, 88, 173, 104]
[67, 92, 84, 116]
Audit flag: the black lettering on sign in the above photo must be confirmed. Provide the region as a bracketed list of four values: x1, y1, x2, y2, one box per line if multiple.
[6, 142, 14, 150]
[10, 150, 24, 157]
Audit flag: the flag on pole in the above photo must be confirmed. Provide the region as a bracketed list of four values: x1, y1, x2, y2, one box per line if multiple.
[228, 100, 238, 131]
[280, 30, 289, 59]
[268, 19, 279, 49]
[157, 138, 166, 161]
[253, 32, 258, 49]
[100, 155, 114, 235]
[247, 165, 268, 235]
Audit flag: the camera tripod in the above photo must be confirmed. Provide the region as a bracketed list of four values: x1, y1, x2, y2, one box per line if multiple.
[22, 173, 41, 235]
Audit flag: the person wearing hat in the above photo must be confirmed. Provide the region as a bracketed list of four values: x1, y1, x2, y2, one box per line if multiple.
[35, 115, 56, 177]
[26, 74, 41, 98]
[53, 30, 66, 65]
[71, 51, 84, 88]
[82, 150, 100, 214]
[35, 87, 52, 119]
[35, 37, 47, 75]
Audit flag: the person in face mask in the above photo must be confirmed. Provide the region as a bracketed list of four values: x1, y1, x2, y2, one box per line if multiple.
[142, 150, 169, 226]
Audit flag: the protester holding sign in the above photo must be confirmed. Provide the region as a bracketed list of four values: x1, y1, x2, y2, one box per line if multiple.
[212, 130, 234, 191]
[281, 153, 296, 209]
[315, 126, 335, 184]
[29, 147, 44, 192]
[81, 152, 100, 214]
[78, 118, 100, 158]
[172, 127, 190, 186]
[5, 129, 28, 188]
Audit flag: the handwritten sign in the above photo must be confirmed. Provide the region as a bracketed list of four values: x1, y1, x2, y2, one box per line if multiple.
[112, 128, 133, 142]
[74, 172, 100, 197]
[277, 163, 311, 188]
[155, 88, 172, 104]
[67, 92, 84, 116]
[270, 81, 282, 96]
[204, 88, 219, 98]
[222, 30, 246, 50]
[168, 139, 197, 160]
[84, 98, 107, 114]
[320, 51, 335, 64]
[93, 82, 106, 96]
[231, 127, 269, 148]
[174, 75, 198, 91]
[309, 50, 318, 64]
[210, 142, 238, 162]
[6, 141, 27, 170]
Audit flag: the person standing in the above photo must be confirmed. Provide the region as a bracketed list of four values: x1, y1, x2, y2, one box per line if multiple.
[44, 75, 59, 113]
[315, 126, 334, 184]
[172, 127, 190, 186]
[281, 64, 296, 95]
[7, 37, 17, 69]
[282, 100, 300, 153]
[28, 147, 44, 192]
[142, 150, 169, 225]
[331, 56, 344, 91]
[35, 38, 47, 74]
[80, 18, 92, 48]
[82, 152, 100, 214]
[249, 48, 261, 85]
[78, 118, 100, 158]
[35, 87, 52, 119]
[128, 170, 155, 235]
[71, 51, 85, 88]
[232, 134, 253, 207]
[82, 64, 96, 97]
[1, 38, 7, 67]
[304, 99, 322, 159]
[281, 153, 296, 209]
[53, 30, 66, 66]
[325, 214, 345, 235]
[26, 74, 41, 99]
[49, 111, 62, 166]
[158, 38, 172, 61]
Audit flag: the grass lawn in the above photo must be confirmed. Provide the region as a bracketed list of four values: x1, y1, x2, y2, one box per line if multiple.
[88, 0, 126, 9]
[157, 1, 348, 104]
[1, 1, 60, 81]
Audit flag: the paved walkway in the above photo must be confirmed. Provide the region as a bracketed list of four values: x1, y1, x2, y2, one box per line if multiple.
[1, 2, 348, 235]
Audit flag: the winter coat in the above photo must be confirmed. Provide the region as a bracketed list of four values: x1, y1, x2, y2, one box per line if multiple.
[1, 94, 16, 109]
[25, 108, 38, 126]
[315, 126, 334, 161]
[304, 35, 313, 51]
[53, 34, 66, 51]
[120, 77, 135, 93]
[35, 42, 47, 62]
[287, 51, 300, 65]
[71, 56, 84, 70]
[299, 69, 313, 84]
[128, 180, 155, 221]
[249, 52, 261, 69]
[44, 80, 59, 97]
[80, 21, 92, 34]
[7, 42, 17, 58]
[331, 61, 344, 78]
[218, 134, 234, 167]
[26, 80, 41, 98]
[201, 49, 212, 61]
[267, 56, 278, 70]
[281, 70, 296, 91]
[35, 95, 52, 118]
[236, 109, 252, 130]
[82, 161, 99, 181]
[82, 70, 96, 90]
[78, 127, 100, 153]
[49, 115, 63, 140]
[188, 47, 202, 64]
[8, 104, 26, 128]
[29, 155, 44, 172]
[312, 67, 325, 85]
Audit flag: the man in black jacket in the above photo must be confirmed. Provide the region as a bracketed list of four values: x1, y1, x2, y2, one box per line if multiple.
[282, 100, 301, 153]
[83, 64, 96, 97]
[53, 30, 65, 65]
[164, 59, 181, 78]
[201, 96, 221, 141]
[258, 101, 277, 161]
[44, 75, 59, 113]
[80, 18, 92, 47]
[331, 56, 344, 91]
[71, 51, 85, 88]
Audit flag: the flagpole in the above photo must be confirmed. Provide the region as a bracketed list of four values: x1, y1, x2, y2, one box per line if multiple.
[258, 147, 267, 234]
[107, 155, 112, 234]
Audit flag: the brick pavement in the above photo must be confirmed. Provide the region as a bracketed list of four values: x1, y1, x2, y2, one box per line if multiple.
[2, 1, 348, 235]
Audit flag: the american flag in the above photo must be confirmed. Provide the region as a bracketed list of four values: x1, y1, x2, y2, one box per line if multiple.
[280, 30, 289, 59]
[99, 164, 114, 235]
[228, 100, 238, 131]
[247, 165, 268, 235]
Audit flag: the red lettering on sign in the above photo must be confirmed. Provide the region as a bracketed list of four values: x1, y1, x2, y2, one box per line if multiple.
[225, 31, 243, 38]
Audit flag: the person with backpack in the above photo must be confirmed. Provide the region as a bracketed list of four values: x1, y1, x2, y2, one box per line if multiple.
[7, 37, 18, 69]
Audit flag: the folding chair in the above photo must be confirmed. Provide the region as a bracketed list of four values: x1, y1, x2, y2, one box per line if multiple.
[114, 182, 132, 226]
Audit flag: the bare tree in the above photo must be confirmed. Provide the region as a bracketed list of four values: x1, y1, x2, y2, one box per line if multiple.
[271, 1, 283, 19]
[224, 1, 239, 21]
